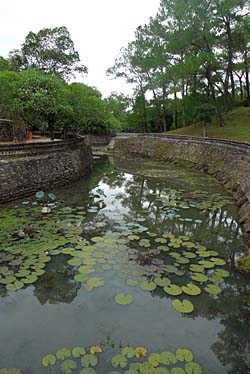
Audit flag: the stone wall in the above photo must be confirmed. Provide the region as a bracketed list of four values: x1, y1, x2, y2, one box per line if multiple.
[0, 138, 92, 202]
[0, 119, 26, 142]
[113, 135, 250, 249]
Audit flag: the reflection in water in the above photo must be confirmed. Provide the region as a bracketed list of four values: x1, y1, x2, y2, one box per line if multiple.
[33, 256, 81, 305]
[0, 156, 249, 373]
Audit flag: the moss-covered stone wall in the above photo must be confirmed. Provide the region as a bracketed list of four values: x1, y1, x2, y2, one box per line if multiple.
[0, 139, 92, 202]
[113, 136, 250, 249]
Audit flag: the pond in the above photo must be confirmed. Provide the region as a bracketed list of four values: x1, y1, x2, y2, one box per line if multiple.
[0, 156, 249, 374]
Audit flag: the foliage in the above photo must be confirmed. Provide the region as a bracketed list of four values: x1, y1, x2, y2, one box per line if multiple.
[9, 26, 87, 80]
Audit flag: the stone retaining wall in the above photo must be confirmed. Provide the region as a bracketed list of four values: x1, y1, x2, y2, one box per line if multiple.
[113, 135, 250, 249]
[0, 138, 92, 202]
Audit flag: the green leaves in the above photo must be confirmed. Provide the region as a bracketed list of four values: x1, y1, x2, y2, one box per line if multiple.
[56, 348, 71, 360]
[81, 354, 98, 368]
[204, 284, 222, 295]
[111, 354, 128, 368]
[181, 284, 201, 296]
[176, 349, 193, 363]
[115, 293, 133, 305]
[60, 359, 77, 374]
[163, 285, 182, 296]
[72, 346, 86, 358]
[172, 299, 194, 314]
[42, 354, 57, 367]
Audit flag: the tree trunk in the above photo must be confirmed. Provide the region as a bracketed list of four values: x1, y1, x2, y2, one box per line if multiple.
[244, 51, 250, 107]
[162, 85, 168, 132]
[206, 67, 224, 127]
[225, 17, 235, 108]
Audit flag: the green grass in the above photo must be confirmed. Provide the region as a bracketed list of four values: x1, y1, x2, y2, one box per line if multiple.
[168, 107, 250, 142]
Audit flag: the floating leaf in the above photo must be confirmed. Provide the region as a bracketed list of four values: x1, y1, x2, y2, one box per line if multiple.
[6, 281, 24, 291]
[185, 362, 202, 374]
[155, 368, 169, 374]
[198, 261, 215, 269]
[190, 273, 208, 283]
[42, 354, 57, 367]
[81, 354, 98, 368]
[176, 349, 193, 363]
[210, 257, 225, 266]
[204, 284, 222, 295]
[159, 351, 177, 365]
[172, 299, 194, 314]
[163, 285, 182, 296]
[84, 277, 104, 291]
[90, 346, 103, 354]
[189, 265, 204, 273]
[215, 269, 230, 278]
[56, 348, 71, 360]
[121, 346, 135, 358]
[8, 370, 21, 374]
[135, 347, 147, 358]
[60, 359, 77, 374]
[80, 368, 96, 374]
[154, 277, 171, 287]
[127, 279, 138, 287]
[111, 354, 127, 368]
[148, 353, 161, 367]
[140, 281, 157, 291]
[72, 346, 86, 358]
[182, 284, 201, 296]
[115, 293, 133, 305]
[171, 368, 185, 374]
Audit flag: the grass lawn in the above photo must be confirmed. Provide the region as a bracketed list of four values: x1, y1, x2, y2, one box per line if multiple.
[167, 107, 250, 142]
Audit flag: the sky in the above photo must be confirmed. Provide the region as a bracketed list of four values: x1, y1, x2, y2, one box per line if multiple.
[0, 0, 159, 97]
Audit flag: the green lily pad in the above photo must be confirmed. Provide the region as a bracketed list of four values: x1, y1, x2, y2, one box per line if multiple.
[60, 359, 77, 374]
[6, 281, 24, 291]
[148, 353, 161, 367]
[214, 269, 230, 278]
[42, 354, 57, 367]
[56, 348, 71, 360]
[209, 275, 224, 284]
[210, 257, 226, 266]
[68, 258, 82, 266]
[159, 351, 177, 365]
[189, 265, 204, 273]
[115, 293, 133, 305]
[155, 368, 169, 374]
[176, 348, 193, 362]
[111, 354, 128, 368]
[140, 281, 157, 291]
[72, 346, 86, 358]
[171, 368, 185, 374]
[198, 260, 215, 269]
[84, 277, 104, 291]
[163, 285, 182, 296]
[80, 368, 96, 374]
[154, 277, 171, 287]
[190, 273, 208, 283]
[182, 284, 201, 296]
[204, 284, 222, 295]
[185, 362, 202, 374]
[127, 279, 138, 287]
[81, 355, 98, 368]
[121, 346, 135, 358]
[8, 370, 21, 374]
[172, 299, 194, 314]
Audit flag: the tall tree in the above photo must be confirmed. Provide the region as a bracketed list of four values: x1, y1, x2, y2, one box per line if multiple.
[9, 26, 88, 80]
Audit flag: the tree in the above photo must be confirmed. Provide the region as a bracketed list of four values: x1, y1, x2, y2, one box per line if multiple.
[194, 104, 215, 137]
[9, 26, 88, 80]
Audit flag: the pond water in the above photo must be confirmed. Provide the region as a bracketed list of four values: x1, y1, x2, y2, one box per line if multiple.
[0, 156, 249, 374]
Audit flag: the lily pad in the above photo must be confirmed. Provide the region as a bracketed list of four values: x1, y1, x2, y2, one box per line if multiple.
[60, 359, 77, 374]
[185, 362, 202, 374]
[159, 351, 177, 365]
[135, 347, 147, 358]
[42, 354, 57, 367]
[214, 269, 230, 278]
[121, 346, 135, 358]
[172, 299, 194, 314]
[204, 284, 222, 295]
[56, 348, 71, 360]
[111, 354, 127, 368]
[81, 354, 98, 368]
[115, 293, 133, 305]
[148, 353, 161, 367]
[80, 368, 96, 374]
[182, 284, 201, 296]
[140, 281, 157, 291]
[176, 348, 193, 363]
[190, 273, 208, 283]
[72, 346, 86, 358]
[127, 279, 138, 287]
[171, 368, 185, 374]
[163, 285, 182, 296]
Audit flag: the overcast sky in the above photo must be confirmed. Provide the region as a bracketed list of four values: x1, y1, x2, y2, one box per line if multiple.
[0, 0, 159, 97]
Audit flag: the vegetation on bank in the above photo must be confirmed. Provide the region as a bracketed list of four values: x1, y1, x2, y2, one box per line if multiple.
[168, 107, 250, 142]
